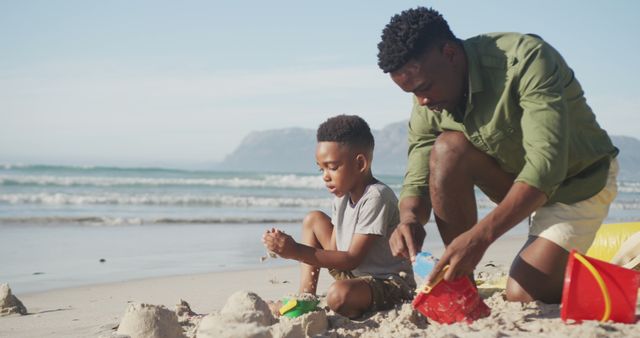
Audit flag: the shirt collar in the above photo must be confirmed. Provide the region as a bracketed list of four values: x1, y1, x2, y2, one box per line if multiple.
[463, 39, 484, 95]
[461, 39, 484, 117]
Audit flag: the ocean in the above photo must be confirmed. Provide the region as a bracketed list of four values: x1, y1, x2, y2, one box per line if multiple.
[1, 164, 639, 294]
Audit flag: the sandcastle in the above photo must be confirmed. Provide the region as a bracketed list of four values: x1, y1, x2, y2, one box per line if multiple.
[196, 291, 327, 338]
[0, 283, 27, 316]
[116, 303, 185, 338]
[110, 291, 328, 338]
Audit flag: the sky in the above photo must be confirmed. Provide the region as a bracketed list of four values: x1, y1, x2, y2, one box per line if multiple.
[1, 1, 639, 169]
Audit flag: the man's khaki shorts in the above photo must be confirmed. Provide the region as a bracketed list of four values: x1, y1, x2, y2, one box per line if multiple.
[328, 269, 414, 312]
[530, 159, 619, 253]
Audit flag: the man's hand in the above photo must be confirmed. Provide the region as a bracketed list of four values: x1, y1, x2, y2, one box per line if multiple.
[389, 222, 426, 262]
[426, 182, 547, 283]
[428, 227, 491, 283]
[262, 228, 299, 259]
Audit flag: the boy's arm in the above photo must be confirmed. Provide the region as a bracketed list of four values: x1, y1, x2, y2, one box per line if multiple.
[293, 233, 377, 271]
[263, 229, 376, 271]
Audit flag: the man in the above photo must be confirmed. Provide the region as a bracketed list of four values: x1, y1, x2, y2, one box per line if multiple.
[377, 7, 618, 303]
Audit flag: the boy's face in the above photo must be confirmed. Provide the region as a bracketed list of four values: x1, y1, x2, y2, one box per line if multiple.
[315, 141, 361, 197]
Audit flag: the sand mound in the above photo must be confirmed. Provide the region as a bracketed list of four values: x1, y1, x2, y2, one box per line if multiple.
[0, 283, 27, 316]
[279, 308, 328, 337]
[195, 291, 328, 338]
[219, 291, 275, 326]
[195, 291, 275, 338]
[196, 315, 272, 338]
[196, 309, 327, 338]
[116, 303, 185, 338]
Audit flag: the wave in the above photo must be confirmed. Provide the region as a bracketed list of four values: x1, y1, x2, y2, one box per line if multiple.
[0, 192, 331, 208]
[0, 163, 194, 175]
[0, 174, 325, 189]
[0, 216, 303, 226]
[609, 200, 640, 210]
[2, 192, 637, 210]
[618, 181, 640, 194]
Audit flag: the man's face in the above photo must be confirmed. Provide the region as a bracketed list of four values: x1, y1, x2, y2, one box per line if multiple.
[390, 44, 463, 113]
[315, 141, 360, 198]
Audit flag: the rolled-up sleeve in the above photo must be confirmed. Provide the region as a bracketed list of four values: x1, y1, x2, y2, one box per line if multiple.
[515, 41, 570, 198]
[400, 104, 439, 204]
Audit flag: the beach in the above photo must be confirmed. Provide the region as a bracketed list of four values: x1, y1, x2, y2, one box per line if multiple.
[2, 166, 640, 337]
[3, 1, 640, 336]
[3, 233, 639, 338]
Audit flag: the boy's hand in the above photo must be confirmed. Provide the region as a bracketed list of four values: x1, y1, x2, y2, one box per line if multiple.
[262, 228, 299, 260]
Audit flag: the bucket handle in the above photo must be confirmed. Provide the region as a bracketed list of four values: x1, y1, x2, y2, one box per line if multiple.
[417, 265, 449, 294]
[573, 252, 612, 322]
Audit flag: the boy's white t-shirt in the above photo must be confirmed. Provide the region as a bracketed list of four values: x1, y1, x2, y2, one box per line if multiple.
[331, 181, 414, 282]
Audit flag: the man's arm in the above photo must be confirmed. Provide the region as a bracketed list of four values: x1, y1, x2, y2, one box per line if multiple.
[389, 104, 439, 261]
[429, 182, 547, 281]
[389, 196, 431, 261]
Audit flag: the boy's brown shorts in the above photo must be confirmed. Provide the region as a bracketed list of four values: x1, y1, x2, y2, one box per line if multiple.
[328, 269, 414, 312]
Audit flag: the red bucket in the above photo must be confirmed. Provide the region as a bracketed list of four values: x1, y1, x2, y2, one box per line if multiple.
[561, 250, 640, 324]
[412, 267, 490, 324]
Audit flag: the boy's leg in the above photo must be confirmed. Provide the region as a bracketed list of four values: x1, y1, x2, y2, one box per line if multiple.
[326, 279, 372, 319]
[326, 275, 412, 319]
[299, 211, 334, 294]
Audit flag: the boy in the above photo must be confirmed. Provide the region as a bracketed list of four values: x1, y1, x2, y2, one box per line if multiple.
[262, 114, 414, 319]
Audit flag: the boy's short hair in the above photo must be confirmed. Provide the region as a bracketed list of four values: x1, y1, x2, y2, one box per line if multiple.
[377, 7, 457, 73]
[317, 115, 375, 153]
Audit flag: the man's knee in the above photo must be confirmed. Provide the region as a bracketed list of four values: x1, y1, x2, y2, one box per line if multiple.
[505, 279, 534, 303]
[506, 239, 567, 304]
[429, 132, 476, 187]
[430, 131, 474, 168]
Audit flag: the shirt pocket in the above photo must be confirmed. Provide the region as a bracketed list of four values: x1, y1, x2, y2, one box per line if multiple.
[481, 127, 524, 174]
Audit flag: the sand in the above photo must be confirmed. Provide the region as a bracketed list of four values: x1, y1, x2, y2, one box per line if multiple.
[1, 234, 639, 338]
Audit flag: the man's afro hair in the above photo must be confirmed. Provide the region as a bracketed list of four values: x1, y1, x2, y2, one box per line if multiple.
[377, 7, 456, 73]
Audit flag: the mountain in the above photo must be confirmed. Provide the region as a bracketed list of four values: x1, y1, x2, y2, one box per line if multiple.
[219, 127, 317, 174]
[217, 121, 640, 180]
[612, 135, 640, 181]
[217, 121, 410, 175]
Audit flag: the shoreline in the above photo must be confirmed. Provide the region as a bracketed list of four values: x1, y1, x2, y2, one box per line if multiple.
[1, 219, 529, 295]
[2, 234, 528, 337]
[3, 233, 638, 338]
[1, 265, 326, 338]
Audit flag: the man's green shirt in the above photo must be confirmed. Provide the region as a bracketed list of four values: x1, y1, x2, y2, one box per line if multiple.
[401, 32, 618, 206]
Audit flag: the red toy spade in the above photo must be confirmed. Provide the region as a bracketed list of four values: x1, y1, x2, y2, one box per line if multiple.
[412, 266, 491, 324]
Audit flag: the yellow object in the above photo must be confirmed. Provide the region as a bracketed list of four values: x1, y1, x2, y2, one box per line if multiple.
[611, 232, 640, 270]
[476, 275, 508, 289]
[278, 299, 297, 316]
[418, 266, 449, 294]
[586, 222, 640, 262]
[573, 252, 612, 322]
